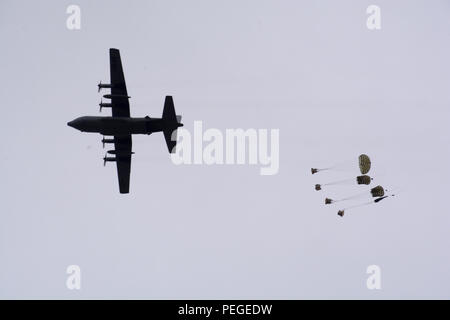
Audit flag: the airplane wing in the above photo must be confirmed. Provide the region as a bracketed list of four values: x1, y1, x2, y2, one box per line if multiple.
[109, 48, 132, 193]
[114, 135, 132, 194]
[110, 48, 130, 118]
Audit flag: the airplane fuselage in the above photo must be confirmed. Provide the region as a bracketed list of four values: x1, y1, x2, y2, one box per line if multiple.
[69, 48, 183, 194]
[67, 116, 178, 136]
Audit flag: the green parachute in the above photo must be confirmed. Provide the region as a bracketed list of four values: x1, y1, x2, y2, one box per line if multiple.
[336, 186, 396, 217]
[325, 185, 386, 204]
[358, 154, 371, 174]
[370, 185, 385, 197]
[337, 192, 394, 217]
[312, 154, 373, 191]
[312, 154, 371, 175]
[312, 154, 395, 217]
[315, 175, 372, 190]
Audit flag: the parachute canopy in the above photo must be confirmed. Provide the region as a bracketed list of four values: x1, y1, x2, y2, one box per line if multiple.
[371, 185, 385, 197]
[356, 175, 372, 185]
[358, 154, 371, 174]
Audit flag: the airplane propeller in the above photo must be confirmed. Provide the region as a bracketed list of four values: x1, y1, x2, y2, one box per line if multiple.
[98, 81, 102, 93]
[99, 98, 103, 113]
[103, 153, 107, 167]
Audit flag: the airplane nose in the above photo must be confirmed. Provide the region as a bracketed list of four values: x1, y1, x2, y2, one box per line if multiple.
[67, 117, 87, 132]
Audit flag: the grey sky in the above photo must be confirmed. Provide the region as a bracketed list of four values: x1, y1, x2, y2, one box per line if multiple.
[1, 0, 450, 299]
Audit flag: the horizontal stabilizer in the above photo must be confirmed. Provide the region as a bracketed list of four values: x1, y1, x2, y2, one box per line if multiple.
[162, 96, 182, 153]
[163, 128, 178, 153]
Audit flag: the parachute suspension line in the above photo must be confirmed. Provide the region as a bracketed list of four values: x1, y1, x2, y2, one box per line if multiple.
[332, 191, 369, 202]
[312, 164, 355, 174]
[312, 154, 372, 176]
[324, 191, 369, 205]
[338, 200, 375, 216]
[322, 178, 355, 186]
[311, 167, 333, 174]
[316, 175, 372, 191]
[343, 200, 374, 211]
[338, 192, 397, 217]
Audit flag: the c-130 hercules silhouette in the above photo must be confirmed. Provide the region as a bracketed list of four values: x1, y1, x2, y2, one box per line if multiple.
[68, 48, 183, 194]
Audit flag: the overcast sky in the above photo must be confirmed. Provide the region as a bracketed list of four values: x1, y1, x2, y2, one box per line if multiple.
[1, 0, 450, 299]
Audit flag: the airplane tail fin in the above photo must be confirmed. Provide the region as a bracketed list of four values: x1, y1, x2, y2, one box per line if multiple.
[162, 96, 183, 153]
